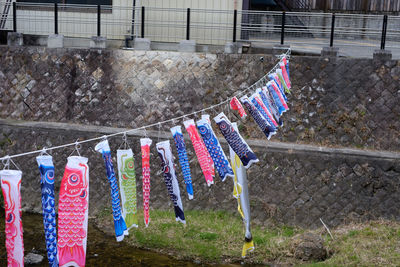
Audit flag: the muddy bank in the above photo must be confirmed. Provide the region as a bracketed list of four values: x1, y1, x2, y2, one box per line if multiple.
[0, 213, 258, 266]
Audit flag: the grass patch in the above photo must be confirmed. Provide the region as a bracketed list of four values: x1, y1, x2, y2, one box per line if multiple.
[125, 209, 303, 263]
[304, 220, 400, 266]
[122, 210, 400, 266]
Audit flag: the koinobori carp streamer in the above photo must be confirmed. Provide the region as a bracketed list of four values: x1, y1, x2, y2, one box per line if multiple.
[156, 140, 186, 224]
[95, 139, 128, 242]
[214, 112, 259, 169]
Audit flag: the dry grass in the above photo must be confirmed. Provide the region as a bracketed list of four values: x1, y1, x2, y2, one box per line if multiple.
[305, 220, 400, 267]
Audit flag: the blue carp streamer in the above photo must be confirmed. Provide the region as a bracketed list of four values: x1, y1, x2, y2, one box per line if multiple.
[95, 139, 128, 241]
[36, 155, 58, 267]
[196, 115, 234, 181]
[171, 126, 194, 199]
[214, 112, 259, 169]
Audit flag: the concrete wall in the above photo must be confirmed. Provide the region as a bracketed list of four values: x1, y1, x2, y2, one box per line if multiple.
[0, 46, 399, 228]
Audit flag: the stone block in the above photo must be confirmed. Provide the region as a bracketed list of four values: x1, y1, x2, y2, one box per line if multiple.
[90, 36, 107, 49]
[7, 32, 23, 46]
[321, 46, 339, 57]
[134, 38, 151, 51]
[373, 49, 392, 61]
[178, 40, 196, 53]
[47, 34, 64, 48]
[224, 42, 238, 54]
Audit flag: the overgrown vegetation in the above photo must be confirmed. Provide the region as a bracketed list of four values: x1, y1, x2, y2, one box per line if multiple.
[119, 210, 400, 266]
[306, 220, 400, 266]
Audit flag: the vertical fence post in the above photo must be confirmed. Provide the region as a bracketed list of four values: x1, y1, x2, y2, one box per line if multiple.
[380, 15, 388, 50]
[141, 6, 145, 38]
[97, 5, 101, 37]
[330, 13, 335, 47]
[233, 9, 237, 42]
[12, 2, 16, 32]
[186, 8, 190, 40]
[54, 3, 58, 35]
[280, 11, 285, 45]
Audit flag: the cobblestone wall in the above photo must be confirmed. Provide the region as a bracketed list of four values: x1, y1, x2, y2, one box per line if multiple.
[0, 47, 399, 151]
[0, 121, 399, 228]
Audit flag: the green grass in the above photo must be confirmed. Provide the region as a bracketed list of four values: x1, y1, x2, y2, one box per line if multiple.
[124, 209, 303, 263]
[114, 209, 400, 265]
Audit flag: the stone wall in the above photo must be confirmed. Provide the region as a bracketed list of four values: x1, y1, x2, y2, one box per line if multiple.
[0, 46, 399, 228]
[0, 46, 399, 151]
[0, 120, 399, 228]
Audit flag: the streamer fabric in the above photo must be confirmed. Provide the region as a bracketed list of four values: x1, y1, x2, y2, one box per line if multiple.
[276, 69, 290, 94]
[268, 73, 288, 102]
[58, 156, 89, 267]
[229, 122, 254, 258]
[156, 140, 186, 224]
[140, 138, 152, 227]
[184, 119, 214, 186]
[95, 140, 128, 241]
[0, 169, 24, 267]
[266, 81, 288, 115]
[230, 96, 247, 119]
[171, 126, 194, 199]
[250, 93, 278, 127]
[282, 56, 290, 80]
[36, 155, 58, 267]
[280, 62, 291, 89]
[214, 112, 258, 169]
[197, 115, 234, 181]
[240, 95, 276, 140]
[257, 88, 283, 127]
[117, 148, 138, 231]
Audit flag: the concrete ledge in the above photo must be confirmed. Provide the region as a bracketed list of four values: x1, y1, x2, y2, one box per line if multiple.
[321, 47, 339, 57]
[134, 38, 151, 51]
[373, 49, 392, 61]
[178, 40, 196, 53]
[47, 34, 64, 48]
[7, 32, 23, 46]
[224, 42, 238, 54]
[273, 44, 290, 55]
[90, 36, 107, 49]
[1, 119, 399, 161]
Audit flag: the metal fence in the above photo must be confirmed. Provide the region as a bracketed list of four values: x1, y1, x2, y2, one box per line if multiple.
[1, 2, 399, 50]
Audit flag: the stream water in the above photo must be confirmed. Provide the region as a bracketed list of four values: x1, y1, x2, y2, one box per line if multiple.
[0, 213, 260, 266]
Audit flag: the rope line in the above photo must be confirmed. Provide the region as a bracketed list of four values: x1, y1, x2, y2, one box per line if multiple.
[0, 49, 290, 161]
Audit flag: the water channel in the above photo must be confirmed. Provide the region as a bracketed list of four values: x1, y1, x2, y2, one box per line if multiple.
[0, 213, 261, 266]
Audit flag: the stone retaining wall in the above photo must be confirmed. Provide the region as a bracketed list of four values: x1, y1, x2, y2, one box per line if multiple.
[1, 120, 399, 228]
[0, 46, 399, 151]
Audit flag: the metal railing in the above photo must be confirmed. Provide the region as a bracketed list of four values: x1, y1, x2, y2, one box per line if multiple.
[0, 2, 399, 50]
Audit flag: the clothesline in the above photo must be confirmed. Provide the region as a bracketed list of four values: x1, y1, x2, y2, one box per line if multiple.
[0, 49, 291, 162]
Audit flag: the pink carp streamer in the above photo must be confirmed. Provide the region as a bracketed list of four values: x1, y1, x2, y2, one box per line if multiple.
[230, 96, 247, 119]
[280, 61, 291, 89]
[140, 138, 152, 227]
[58, 156, 89, 267]
[184, 119, 214, 186]
[0, 169, 24, 267]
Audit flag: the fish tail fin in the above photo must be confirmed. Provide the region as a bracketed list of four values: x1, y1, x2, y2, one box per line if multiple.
[241, 238, 255, 258]
[114, 216, 128, 242]
[58, 245, 85, 267]
[124, 213, 138, 229]
[174, 206, 186, 224]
